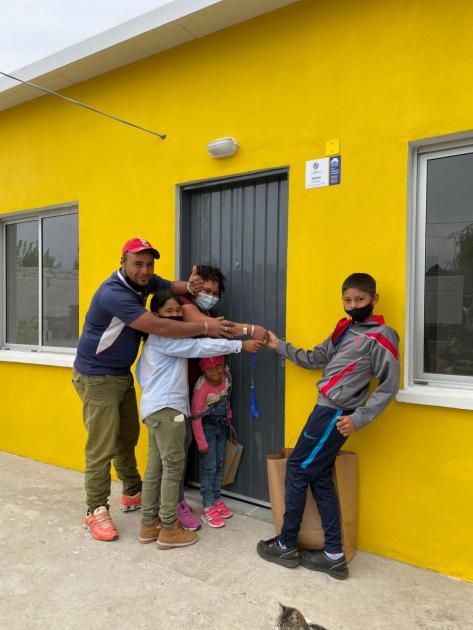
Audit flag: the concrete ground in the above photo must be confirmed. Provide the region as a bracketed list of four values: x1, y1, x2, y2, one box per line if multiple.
[1, 451, 472, 630]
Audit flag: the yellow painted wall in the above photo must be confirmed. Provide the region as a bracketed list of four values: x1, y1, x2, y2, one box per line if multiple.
[1, 0, 473, 581]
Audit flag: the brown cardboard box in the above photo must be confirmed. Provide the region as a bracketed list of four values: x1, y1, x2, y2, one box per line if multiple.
[267, 449, 358, 561]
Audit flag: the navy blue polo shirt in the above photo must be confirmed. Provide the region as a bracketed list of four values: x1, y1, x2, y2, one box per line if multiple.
[74, 271, 171, 376]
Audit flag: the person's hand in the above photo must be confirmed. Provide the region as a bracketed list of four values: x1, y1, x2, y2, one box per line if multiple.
[199, 447, 209, 454]
[336, 416, 356, 436]
[187, 265, 203, 296]
[252, 324, 269, 342]
[266, 330, 280, 350]
[206, 318, 236, 339]
[242, 339, 265, 353]
[217, 318, 238, 338]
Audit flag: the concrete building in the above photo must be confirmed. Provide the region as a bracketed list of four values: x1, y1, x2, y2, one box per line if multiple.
[1, 0, 472, 582]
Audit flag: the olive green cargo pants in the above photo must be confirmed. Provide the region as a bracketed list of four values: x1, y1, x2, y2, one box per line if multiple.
[72, 369, 142, 512]
[141, 407, 186, 526]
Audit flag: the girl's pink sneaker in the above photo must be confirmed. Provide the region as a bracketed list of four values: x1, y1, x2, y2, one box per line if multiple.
[201, 505, 225, 528]
[214, 499, 233, 519]
[176, 500, 201, 531]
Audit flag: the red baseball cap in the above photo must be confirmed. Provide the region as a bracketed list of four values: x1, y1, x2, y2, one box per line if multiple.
[199, 355, 225, 370]
[122, 237, 160, 259]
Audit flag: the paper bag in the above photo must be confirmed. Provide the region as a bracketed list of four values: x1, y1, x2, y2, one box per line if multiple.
[222, 425, 244, 486]
[267, 449, 358, 561]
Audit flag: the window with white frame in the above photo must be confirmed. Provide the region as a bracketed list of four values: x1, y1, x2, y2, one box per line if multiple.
[1, 205, 78, 352]
[413, 144, 473, 388]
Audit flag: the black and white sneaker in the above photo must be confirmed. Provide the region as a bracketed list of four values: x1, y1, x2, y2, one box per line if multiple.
[300, 550, 349, 580]
[256, 536, 300, 568]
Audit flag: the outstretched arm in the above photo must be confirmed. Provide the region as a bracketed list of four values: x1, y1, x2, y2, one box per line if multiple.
[102, 283, 234, 339]
[151, 336, 263, 358]
[155, 336, 242, 358]
[182, 302, 268, 341]
[129, 311, 235, 339]
[266, 330, 332, 369]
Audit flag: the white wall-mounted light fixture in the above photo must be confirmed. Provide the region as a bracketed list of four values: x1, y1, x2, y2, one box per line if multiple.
[207, 136, 239, 158]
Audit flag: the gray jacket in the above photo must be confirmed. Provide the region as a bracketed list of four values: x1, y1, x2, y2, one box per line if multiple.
[277, 315, 400, 430]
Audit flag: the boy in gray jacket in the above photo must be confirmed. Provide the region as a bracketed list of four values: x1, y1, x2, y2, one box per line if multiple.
[257, 273, 400, 579]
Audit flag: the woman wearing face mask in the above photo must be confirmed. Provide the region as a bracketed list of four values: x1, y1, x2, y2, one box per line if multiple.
[176, 265, 268, 530]
[181, 265, 268, 341]
[135, 290, 263, 548]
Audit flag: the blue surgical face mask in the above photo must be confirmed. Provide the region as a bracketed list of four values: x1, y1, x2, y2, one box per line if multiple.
[195, 292, 219, 311]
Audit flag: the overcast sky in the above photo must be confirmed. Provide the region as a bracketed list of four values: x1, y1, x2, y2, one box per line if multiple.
[0, 0, 172, 71]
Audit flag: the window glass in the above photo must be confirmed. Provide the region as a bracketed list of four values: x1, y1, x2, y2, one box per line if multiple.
[424, 152, 473, 377]
[42, 214, 79, 347]
[6, 221, 39, 344]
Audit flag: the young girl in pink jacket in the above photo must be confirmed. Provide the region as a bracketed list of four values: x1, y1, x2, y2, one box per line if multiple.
[191, 355, 234, 528]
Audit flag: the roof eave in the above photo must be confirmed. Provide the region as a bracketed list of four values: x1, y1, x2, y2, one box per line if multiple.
[0, 0, 299, 111]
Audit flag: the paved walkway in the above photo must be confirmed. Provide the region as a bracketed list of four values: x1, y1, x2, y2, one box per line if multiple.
[1, 451, 472, 630]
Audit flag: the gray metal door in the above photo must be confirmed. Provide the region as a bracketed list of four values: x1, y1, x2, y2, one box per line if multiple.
[180, 169, 288, 504]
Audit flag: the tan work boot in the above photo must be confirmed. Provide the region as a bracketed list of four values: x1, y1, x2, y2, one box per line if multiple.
[138, 520, 161, 544]
[157, 520, 199, 550]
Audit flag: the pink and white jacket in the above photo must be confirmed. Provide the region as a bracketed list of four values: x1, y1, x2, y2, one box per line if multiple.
[191, 369, 232, 451]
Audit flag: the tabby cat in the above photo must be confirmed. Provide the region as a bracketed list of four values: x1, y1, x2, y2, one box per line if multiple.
[276, 603, 329, 630]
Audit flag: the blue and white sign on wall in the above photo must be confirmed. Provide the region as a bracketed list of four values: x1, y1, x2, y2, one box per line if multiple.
[305, 155, 341, 189]
[329, 155, 341, 185]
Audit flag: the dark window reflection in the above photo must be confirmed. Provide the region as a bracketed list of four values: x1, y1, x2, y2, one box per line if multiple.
[424, 153, 473, 376]
[6, 221, 39, 344]
[42, 214, 79, 347]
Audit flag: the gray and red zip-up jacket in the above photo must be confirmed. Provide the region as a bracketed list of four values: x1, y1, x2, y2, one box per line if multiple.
[277, 315, 400, 430]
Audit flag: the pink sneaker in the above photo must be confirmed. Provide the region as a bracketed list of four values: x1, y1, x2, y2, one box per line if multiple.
[176, 500, 201, 531]
[120, 491, 141, 512]
[214, 499, 233, 519]
[84, 506, 118, 541]
[201, 505, 225, 528]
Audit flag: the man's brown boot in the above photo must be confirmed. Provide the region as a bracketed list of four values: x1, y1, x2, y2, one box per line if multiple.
[138, 520, 161, 544]
[157, 520, 199, 550]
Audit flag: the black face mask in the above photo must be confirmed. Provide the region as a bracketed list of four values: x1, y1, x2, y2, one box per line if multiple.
[160, 315, 184, 322]
[345, 302, 374, 322]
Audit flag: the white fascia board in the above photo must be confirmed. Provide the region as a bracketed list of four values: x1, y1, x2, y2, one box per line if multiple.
[0, 0, 300, 112]
[0, 0, 218, 105]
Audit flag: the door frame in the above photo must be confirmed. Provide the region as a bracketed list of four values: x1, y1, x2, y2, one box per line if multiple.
[176, 166, 289, 506]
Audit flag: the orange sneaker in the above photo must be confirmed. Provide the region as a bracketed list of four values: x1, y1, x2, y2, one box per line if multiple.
[84, 506, 119, 541]
[120, 491, 142, 512]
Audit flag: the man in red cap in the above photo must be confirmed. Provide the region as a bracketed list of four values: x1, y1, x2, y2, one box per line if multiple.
[72, 237, 233, 541]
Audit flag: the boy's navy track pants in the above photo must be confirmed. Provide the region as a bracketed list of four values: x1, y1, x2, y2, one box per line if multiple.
[280, 404, 353, 553]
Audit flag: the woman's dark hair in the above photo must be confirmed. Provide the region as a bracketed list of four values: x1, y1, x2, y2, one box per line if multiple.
[150, 290, 182, 313]
[197, 265, 226, 296]
[342, 273, 377, 296]
[197, 265, 226, 295]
